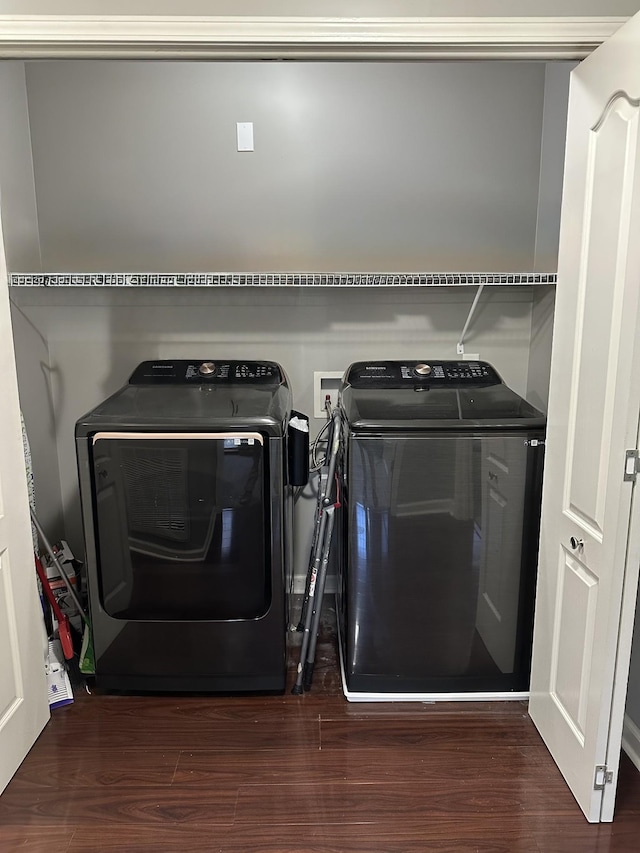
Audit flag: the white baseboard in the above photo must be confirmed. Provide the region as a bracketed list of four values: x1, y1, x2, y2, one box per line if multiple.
[622, 713, 640, 772]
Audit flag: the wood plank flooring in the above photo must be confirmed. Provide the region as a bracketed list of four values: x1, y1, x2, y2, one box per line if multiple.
[1, 602, 640, 852]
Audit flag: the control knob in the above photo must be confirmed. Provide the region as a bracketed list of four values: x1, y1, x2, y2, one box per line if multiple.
[198, 361, 216, 376]
[414, 363, 432, 376]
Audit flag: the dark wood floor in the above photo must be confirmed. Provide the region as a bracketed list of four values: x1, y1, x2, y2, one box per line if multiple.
[2, 602, 640, 852]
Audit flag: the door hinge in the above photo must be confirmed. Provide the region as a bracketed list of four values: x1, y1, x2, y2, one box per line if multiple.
[624, 449, 639, 482]
[594, 765, 613, 790]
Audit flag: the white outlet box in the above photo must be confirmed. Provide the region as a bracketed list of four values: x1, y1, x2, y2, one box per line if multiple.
[313, 371, 343, 418]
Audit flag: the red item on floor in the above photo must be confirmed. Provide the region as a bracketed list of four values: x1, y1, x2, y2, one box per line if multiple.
[35, 555, 74, 660]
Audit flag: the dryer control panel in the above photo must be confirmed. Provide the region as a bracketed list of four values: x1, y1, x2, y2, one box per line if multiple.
[128, 360, 284, 386]
[345, 360, 501, 388]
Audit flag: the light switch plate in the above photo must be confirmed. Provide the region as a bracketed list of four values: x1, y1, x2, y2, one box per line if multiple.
[236, 122, 254, 151]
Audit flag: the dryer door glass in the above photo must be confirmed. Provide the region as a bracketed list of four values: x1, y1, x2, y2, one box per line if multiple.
[91, 432, 269, 620]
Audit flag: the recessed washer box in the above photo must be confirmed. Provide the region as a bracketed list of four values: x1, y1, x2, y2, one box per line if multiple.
[313, 371, 344, 418]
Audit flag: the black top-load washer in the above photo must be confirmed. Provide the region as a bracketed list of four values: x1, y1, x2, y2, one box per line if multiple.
[76, 359, 300, 692]
[337, 360, 546, 699]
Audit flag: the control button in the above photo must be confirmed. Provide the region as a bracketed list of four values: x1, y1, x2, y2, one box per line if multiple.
[414, 363, 432, 376]
[198, 362, 216, 376]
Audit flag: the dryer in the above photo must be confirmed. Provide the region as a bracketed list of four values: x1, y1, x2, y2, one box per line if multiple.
[337, 360, 546, 700]
[75, 359, 298, 692]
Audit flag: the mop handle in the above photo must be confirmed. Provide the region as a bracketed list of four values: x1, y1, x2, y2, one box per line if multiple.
[30, 509, 88, 624]
[322, 409, 342, 506]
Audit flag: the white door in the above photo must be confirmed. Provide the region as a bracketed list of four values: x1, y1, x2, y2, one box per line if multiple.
[0, 208, 49, 795]
[529, 11, 640, 823]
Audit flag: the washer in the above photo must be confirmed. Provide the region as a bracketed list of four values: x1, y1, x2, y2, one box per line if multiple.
[337, 360, 546, 700]
[75, 359, 295, 692]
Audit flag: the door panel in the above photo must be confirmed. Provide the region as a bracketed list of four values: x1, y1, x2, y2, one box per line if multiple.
[551, 551, 598, 737]
[529, 10, 640, 822]
[566, 95, 638, 539]
[0, 214, 49, 794]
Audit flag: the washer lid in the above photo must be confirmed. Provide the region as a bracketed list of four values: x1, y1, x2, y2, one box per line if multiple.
[75, 359, 291, 435]
[340, 360, 545, 430]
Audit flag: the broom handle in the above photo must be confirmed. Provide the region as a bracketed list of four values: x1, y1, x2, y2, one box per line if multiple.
[30, 509, 88, 624]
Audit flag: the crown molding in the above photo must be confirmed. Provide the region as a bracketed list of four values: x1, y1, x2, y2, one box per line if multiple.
[0, 16, 627, 60]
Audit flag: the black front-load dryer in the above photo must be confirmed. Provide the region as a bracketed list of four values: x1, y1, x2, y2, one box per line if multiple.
[75, 359, 294, 692]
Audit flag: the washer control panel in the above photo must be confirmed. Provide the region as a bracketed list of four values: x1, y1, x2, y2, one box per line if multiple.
[346, 360, 501, 388]
[129, 360, 283, 385]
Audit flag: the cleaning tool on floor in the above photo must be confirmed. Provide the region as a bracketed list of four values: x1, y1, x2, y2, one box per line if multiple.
[30, 509, 95, 675]
[20, 412, 93, 679]
[292, 406, 342, 694]
[35, 555, 73, 660]
[45, 639, 74, 709]
[296, 397, 337, 633]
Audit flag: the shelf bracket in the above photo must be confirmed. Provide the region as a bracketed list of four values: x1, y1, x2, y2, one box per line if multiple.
[456, 284, 485, 356]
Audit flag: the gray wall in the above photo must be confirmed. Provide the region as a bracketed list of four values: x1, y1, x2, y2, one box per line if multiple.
[0, 63, 40, 272]
[9, 58, 566, 560]
[534, 63, 575, 274]
[4, 59, 568, 580]
[527, 286, 556, 414]
[527, 62, 572, 413]
[11, 284, 536, 581]
[24, 61, 546, 273]
[0, 62, 62, 535]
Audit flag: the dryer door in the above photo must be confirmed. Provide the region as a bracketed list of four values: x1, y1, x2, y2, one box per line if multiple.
[90, 431, 270, 620]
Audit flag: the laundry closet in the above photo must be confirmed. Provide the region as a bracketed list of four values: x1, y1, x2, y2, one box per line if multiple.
[1, 15, 640, 822]
[3, 58, 563, 554]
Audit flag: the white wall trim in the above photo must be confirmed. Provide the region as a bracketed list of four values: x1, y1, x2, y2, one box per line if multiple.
[0, 16, 628, 60]
[622, 713, 640, 773]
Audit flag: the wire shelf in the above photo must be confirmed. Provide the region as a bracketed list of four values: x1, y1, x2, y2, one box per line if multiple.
[9, 272, 557, 288]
